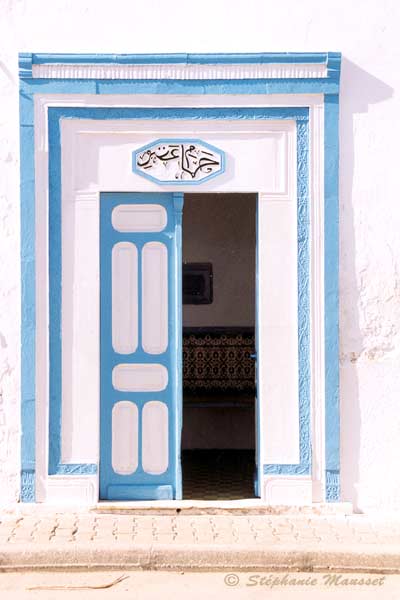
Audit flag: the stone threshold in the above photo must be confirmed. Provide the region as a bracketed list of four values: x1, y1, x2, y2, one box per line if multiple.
[93, 500, 354, 516]
[4, 501, 353, 517]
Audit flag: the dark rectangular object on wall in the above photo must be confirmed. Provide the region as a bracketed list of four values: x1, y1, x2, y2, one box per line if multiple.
[183, 263, 213, 304]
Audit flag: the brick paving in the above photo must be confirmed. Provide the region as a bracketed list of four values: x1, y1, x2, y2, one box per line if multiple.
[0, 513, 399, 546]
[0, 511, 400, 572]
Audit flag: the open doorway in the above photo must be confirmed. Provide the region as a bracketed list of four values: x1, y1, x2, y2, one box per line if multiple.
[182, 193, 257, 499]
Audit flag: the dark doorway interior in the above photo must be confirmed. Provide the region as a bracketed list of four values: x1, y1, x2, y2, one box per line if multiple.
[182, 193, 257, 500]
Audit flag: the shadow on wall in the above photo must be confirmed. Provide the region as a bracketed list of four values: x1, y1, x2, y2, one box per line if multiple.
[339, 58, 393, 511]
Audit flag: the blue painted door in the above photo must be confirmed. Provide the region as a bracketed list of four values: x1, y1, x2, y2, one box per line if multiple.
[100, 192, 183, 500]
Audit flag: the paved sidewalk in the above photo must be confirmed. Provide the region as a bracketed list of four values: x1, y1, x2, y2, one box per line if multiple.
[0, 510, 400, 573]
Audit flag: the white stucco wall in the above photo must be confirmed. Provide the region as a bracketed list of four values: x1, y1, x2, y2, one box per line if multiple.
[0, 0, 399, 511]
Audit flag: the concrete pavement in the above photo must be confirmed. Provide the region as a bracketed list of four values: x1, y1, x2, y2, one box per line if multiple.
[0, 509, 400, 573]
[1, 570, 400, 600]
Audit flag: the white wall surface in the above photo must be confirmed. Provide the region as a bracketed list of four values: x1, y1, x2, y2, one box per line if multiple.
[0, 0, 399, 511]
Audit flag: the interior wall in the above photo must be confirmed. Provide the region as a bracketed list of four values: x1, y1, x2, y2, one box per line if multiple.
[183, 193, 256, 327]
[181, 407, 255, 450]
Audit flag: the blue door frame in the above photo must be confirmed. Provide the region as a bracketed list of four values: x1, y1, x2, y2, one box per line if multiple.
[100, 192, 183, 500]
[19, 52, 341, 503]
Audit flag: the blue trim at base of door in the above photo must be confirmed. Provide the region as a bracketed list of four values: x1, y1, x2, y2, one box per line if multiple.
[19, 52, 341, 502]
[107, 485, 173, 501]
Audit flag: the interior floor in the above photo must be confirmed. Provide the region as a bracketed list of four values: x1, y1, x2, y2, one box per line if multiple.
[182, 449, 255, 500]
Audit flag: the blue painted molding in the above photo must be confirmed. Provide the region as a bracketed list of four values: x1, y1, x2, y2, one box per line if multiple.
[18, 52, 341, 96]
[55, 464, 98, 475]
[20, 78, 339, 97]
[327, 53, 341, 80]
[19, 52, 340, 78]
[172, 192, 184, 501]
[263, 117, 311, 477]
[18, 52, 341, 502]
[326, 470, 340, 502]
[324, 94, 340, 502]
[33, 52, 334, 64]
[19, 53, 33, 79]
[20, 84, 36, 501]
[48, 107, 309, 121]
[21, 469, 35, 502]
[47, 106, 309, 482]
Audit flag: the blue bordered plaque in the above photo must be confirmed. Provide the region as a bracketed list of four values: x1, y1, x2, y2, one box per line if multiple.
[133, 139, 225, 184]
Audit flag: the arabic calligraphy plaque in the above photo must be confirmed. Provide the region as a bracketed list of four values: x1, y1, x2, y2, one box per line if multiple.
[133, 139, 225, 184]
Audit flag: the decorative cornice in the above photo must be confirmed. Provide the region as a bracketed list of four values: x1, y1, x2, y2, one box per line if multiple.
[19, 52, 341, 81]
[32, 62, 328, 80]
